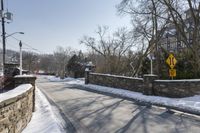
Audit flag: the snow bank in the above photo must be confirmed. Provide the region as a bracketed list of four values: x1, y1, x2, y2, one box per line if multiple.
[22, 88, 66, 133]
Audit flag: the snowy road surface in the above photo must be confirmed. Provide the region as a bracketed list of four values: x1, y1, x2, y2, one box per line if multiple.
[36, 76, 200, 133]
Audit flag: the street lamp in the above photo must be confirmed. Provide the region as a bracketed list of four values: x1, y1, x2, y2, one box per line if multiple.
[6, 33, 24, 75]
[19, 41, 22, 75]
[5, 32, 24, 38]
[147, 53, 155, 75]
[1, 32, 24, 76]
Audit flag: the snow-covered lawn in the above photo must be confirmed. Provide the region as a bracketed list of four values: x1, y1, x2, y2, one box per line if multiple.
[23, 88, 66, 133]
[48, 76, 200, 115]
[46, 76, 75, 82]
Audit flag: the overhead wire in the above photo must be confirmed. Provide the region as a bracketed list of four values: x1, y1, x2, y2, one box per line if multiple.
[0, 31, 44, 53]
[6, 0, 9, 11]
[6, 42, 18, 49]
[9, 36, 44, 54]
[0, 38, 18, 49]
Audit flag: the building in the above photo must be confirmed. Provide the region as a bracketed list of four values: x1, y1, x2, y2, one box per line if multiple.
[158, 8, 199, 53]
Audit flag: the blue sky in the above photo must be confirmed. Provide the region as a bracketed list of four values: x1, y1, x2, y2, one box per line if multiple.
[3, 0, 131, 54]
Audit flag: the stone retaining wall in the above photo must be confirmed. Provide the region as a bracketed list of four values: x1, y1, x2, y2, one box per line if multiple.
[87, 73, 200, 98]
[89, 73, 144, 92]
[153, 79, 200, 97]
[0, 84, 34, 133]
[14, 75, 37, 111]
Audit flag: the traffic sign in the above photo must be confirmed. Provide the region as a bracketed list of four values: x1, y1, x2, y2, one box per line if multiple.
[169, 68, 176, 77]
[166, 53, 177, 69]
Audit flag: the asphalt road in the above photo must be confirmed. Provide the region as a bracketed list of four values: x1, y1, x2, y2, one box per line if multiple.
[36, 76, 200, 133]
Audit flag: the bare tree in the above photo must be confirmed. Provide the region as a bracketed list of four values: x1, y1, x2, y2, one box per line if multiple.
[80, 26, 134, 74]
[39, 54, 55, 74]
[22, 51, 38, 73]
[160, 0, 200, 77]
[53, 46, 73, 78]
[117, 0, 177, 77]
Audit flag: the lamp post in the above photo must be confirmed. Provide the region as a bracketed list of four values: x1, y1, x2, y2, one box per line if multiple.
[148, 53, 154, 75]
[166, 32, 170, 51]
[150, 54, 153, 75]
[4, 32, 24, 75]
[19, 41, 22, 75]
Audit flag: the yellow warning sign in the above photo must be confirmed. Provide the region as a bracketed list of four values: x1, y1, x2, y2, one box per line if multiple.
[169, 69, 176, 77]
[166, 53, 177, 69]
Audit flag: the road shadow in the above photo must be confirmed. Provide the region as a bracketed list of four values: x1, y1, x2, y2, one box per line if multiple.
[115, 106, 149, 133]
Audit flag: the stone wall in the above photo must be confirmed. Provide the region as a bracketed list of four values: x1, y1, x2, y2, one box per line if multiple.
[0, 84, 34, 133]
[14, 75, 36, 88]
[14, 75, 37, 111]
[89, 73, 144, 92]
[87, 73, 200, 98]
[154, 79, 200, 97]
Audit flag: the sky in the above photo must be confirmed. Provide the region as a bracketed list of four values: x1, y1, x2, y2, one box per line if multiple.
[1, 0, 131, 54]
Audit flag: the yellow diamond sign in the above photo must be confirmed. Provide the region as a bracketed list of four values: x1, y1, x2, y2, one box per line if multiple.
[166, 53, 177, 69]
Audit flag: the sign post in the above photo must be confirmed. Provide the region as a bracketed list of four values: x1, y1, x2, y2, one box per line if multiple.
[166, 53, 177, 79]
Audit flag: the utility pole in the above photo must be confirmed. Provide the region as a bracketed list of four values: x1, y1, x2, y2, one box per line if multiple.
[19, 41, 22, 75]
[1, 0, 6, 76]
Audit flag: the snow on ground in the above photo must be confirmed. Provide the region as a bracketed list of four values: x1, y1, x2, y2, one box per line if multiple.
[47, 76, 200, 115]
[23, 88, 66, 133]
[14, 75, 36, 78]
[46, 75, 75, 82]
[82, 84, 200, 114]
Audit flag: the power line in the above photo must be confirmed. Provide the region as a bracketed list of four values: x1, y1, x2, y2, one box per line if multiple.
[6, 42, 18, 49]
[9, 36, 44, 53]
[0, 39, 18, 49]
[0, 38, 32, 51]
[0, 31, 45, 53]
